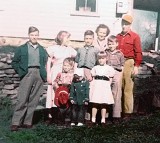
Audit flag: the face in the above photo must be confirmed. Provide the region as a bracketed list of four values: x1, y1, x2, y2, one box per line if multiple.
[84, 35, 94, 46]
[98, 57, 107, 66]
[63, 62, 72, 73]
[121, 20, 131, 34]
[62, 35, 70, 46]
[28, 31, 39, 44]
[97, 28, 108, 41]
[108, 41, 118, 52]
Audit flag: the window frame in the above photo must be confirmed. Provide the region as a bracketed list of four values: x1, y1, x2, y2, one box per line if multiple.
[70, 0, 99, 17]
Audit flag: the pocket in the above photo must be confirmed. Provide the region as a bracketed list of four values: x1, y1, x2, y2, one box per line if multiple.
[124, 41, 134, 54]
[20, 54, 27, 65]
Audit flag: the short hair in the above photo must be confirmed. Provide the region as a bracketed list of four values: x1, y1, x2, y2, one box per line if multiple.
[55, 31, 70, 45]
[97, 51, 107, 59]
[28, 26, 39, 34]
[95, 24, 110, 37]
[107, 35, 118, 43]
[84, 30, 94, 37]
[63, 57, 75, 67]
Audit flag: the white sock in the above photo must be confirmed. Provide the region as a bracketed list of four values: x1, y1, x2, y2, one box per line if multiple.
[92, 117, 96, 123]
[101, 118, 105, 123]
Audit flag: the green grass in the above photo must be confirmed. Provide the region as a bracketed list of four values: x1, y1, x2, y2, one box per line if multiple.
[0, 97, 160, 143]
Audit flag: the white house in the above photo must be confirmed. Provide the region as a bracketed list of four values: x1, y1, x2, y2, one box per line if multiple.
[0, 0, 159, 50]
[0, 0, 134, 41]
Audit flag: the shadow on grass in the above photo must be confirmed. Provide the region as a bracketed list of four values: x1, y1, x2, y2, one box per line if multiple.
[0, 97, 160, 143]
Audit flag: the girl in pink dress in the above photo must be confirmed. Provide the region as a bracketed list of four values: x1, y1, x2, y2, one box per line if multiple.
[46, 31, 77, 123]
[90, 51, 115, 126]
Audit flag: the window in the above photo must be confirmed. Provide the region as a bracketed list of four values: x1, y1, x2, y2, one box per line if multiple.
[71, 0, 99, 17]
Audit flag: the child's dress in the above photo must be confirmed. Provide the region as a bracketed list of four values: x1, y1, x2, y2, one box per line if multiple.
[89, 64, 115, 104]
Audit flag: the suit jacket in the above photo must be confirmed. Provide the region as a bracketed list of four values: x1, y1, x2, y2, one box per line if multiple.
[11, 42, 48, 81]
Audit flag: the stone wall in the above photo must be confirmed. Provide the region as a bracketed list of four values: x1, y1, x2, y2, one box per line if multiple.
[0, 49, 160, 112]
[0, 36, 84, 48]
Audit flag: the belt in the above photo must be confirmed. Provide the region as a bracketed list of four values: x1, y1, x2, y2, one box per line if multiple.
[94, 75, 109, 81]
[28, 66, 40, 69]
[124, 57, 134, 61]
[114, 68, 122, 72]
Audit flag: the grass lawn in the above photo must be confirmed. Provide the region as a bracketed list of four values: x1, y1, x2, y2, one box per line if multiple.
[0, 97, 160, 143]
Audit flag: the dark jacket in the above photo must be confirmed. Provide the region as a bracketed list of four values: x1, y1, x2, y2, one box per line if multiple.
[11, 43, 48, 81]
[70, 79, 89, 105]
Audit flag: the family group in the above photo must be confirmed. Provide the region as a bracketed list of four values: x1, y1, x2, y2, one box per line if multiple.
[10, 14, 142, 131]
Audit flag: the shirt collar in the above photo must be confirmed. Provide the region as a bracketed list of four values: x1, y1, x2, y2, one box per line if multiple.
[84, 45, 94, 49]
[28, 42, 38, 49]
[119, 30, 132, 36]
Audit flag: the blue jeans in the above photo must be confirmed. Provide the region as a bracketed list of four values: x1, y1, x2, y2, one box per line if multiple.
[71, 104, 86, 123]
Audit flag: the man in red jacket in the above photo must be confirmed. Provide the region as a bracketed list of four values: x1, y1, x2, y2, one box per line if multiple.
[117, 14, 142, 120]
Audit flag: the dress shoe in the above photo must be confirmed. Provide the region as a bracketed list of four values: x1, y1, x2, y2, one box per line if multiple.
[45, 118, 53, 126]
[71, 123, 76, 126]
[11, 125, 19, 131]
[88, 122, 97, 128]
[123, 113, 132, 121]
[101, 123, 106, 128]
[112, 118, 121, 124]
[21, 124, 33, 129]
[77, 122, 84, 126]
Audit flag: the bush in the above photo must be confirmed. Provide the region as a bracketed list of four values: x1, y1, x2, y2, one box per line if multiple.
[0, 97, 13, 124]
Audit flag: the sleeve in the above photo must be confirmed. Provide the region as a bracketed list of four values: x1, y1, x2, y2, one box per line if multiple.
[69, 83, 75, 100]
[44, 48, 49, 64]
[85, 81, 90, 101]
[119, 52, 125, 67]
[11, 47, 21, 74]
[70, 47, 77, 57]
[109, 66, 115, 78]
[54, 73, 62, 84]
[46, 46, 55, 58]
[91, 66, 96, 76]
[75, 49, 80, 63]
[134, 35, 142, 67]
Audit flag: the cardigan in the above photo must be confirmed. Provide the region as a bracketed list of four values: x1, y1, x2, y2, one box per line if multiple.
[11, 42, 48, 81]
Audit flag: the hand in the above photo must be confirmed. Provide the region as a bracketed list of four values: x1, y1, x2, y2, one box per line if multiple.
[87, 76, 93, 82]
[132, 66, 139, 75]
[84, 102, 88, 105]
[71, 100, 74, 104]
[53, 83, 59, 90]
[47, 76, 52, 84]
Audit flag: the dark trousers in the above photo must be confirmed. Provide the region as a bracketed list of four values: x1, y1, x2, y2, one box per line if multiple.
[71, 104, 86, 123]
[58, 107, 71, 124]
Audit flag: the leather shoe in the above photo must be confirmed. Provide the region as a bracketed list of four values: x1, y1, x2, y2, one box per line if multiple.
[101, 123, 106, 128]
[11, 125, 19, 131]
[21, 124, 33, 129]
[88, 122, 97, 128]
[123, 113, 132, 121]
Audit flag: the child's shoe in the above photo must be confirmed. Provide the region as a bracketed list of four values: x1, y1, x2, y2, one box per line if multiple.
[77, 122, 84, 126]
[71, 123, 76, 126]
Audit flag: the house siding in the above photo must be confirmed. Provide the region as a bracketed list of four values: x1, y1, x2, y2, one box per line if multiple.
[0, 0, 133, 40]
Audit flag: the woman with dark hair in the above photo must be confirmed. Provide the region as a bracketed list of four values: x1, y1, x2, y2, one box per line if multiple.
[94, 24, 110, 51]
[45, 31, 77, 124]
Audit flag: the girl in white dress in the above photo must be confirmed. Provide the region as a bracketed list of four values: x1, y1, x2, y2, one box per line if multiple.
[90, 51, 115, 126]
[46, 31, 77, 123]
